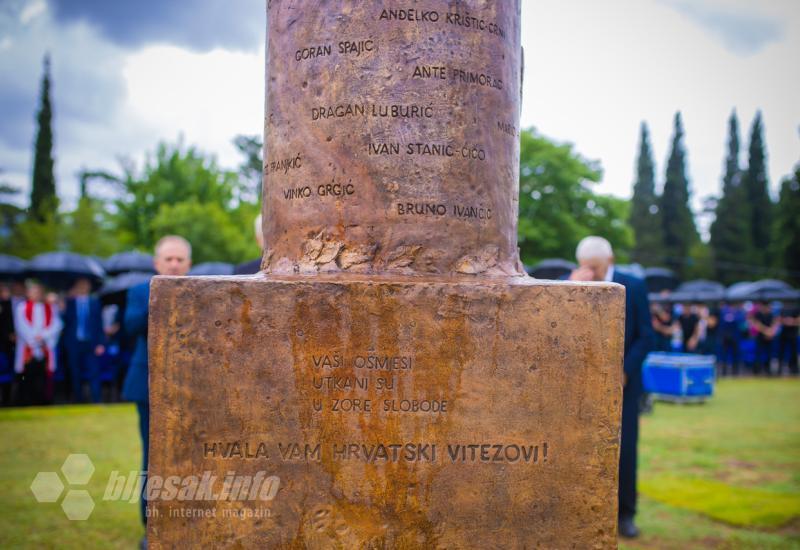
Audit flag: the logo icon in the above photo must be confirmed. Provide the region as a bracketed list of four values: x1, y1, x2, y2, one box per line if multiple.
[30, 453, 96, 520]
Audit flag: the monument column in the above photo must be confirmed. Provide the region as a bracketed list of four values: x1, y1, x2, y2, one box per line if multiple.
[148, 2, 625, 548]
[262, 1, 524, 277]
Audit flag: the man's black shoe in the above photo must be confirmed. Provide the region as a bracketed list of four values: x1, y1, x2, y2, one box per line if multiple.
[618, 516, 640, 538]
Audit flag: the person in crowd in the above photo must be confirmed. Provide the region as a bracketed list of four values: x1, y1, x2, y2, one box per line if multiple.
[0, 285, 15, 405]
[100, 303, 122, 401]
[750, 301, 777, 376]
[718, 302, 744, 376]
[779, 301, 799, 376]
[569, 236, 653, 539]
[62, 278, 105, 403]
[651, 302, 674, 352]
[678, 303, 701, 352]
[699, 304, 719, 356]
[122, 235, 191, 543]
[234, 214, 264, 275]
[13, 281, 63, 405]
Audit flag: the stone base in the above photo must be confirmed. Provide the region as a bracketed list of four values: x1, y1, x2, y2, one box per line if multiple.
[147, 275, 624, 549]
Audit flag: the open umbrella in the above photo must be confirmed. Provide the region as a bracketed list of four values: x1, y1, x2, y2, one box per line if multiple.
[670, 280, 726, 302]
[726, 279, 798, 302]
[0, 254, 27, 279]
[26, 252, 106, 290]
[644, 267, 680, 293]
[104, 251, 155, 276]
[528, 258, 576, 280]
[99, 271, 153, 305]
[189, 262, 235, 276]
[616, 263, 646, 279]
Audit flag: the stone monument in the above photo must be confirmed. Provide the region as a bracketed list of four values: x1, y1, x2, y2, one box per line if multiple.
[148, 1, 625, 547]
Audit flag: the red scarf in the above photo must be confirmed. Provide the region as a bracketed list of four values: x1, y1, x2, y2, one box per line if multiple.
[22, 301, 53, 371]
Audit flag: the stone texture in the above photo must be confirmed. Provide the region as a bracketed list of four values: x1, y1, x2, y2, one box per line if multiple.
[262, 0, 525, 277]
[148, 275, 624, 548]
[147, 0, 626, 547]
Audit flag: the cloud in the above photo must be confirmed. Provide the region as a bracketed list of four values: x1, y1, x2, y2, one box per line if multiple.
[49, 0, 263, 53]
[0, 0, 148, 206]
[664, 0, 784, 55]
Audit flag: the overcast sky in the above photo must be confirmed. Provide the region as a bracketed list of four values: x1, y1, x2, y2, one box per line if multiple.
[1, 0, 798, 234]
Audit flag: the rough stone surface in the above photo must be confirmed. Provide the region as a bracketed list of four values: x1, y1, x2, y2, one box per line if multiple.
[262, 0, 525, 277]
[148, 275, 624, 548]
[148, 0, 626, 547]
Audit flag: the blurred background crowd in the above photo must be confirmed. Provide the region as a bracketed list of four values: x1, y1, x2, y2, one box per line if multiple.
[1, 252, 797, 408]
[0, 248, 258, 407]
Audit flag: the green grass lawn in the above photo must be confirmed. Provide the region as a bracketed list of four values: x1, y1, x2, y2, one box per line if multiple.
[0, 379, 798, 548]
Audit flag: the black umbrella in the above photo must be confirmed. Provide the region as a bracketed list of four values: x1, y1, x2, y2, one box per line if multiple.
[104, 251, 155, 276]
[670, 280, 726, 302]
[0, 254, 27, 279]
[726, 279, 798, 302]
[26, 252, 106, 290]
[528, 258, 576, 280]
[189, 262, 235, 276]
[648, 292, 673, 304]
[99, 271, 153, 305]
[644, 267, 680, 293]
[617, 264, 646, 279]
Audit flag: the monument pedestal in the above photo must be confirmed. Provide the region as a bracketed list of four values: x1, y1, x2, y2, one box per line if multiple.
[148, 275, 624, 548]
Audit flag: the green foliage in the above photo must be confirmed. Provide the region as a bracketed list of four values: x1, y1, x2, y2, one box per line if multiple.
[149, 201, 259, 264]
[517, 129, 633, 265]
[710, 111, 754, 284]
[233, 134, 263, 200]
[660, 112, 698, 277]
[0, 179, 24, 253]
[6, 212, 60, 259]
[111, 141, 258, 263]
[63, 197, 119, 257]
[30, 56, 57, 221]
[629, 122, 663, 265]
[773, 167, 800, 286]
[684, 240, 714, 280]
[742, 112, 773, 267]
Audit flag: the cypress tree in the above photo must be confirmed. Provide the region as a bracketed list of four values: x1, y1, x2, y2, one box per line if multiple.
[629, 122, 662, 265]
[30, 55, 57, 221]
[742, 111, 772, 266]
[710, 110, 752, 283]
[660, 112, 698, 276]
[774, 167, 800, 286]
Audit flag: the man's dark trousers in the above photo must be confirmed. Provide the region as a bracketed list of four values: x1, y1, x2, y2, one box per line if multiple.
[67, 341, 100, 403]
[613, 271, 655, 522]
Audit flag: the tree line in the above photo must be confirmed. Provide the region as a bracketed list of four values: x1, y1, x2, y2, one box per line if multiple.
[630, 110, 800, 285]
[1, 58, 798, 285]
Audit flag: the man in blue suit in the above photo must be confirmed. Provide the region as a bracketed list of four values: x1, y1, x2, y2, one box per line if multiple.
[122, 236, 191, 542]
[569, 236, 654, 539]
[62, 278, 105, 403]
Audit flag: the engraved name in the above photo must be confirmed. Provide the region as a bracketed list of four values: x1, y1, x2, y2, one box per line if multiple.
[368, 143, 486, 160]
[378, 9, 506, 39]
[295, 40, 375, 62]
[311, 103, 434, 120]
[413, 65, 503, 90]
[397, 203, 493, 220]
[282, 181, 356, 201]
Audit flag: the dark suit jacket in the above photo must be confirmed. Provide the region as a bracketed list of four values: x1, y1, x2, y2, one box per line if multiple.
[613, 270, 655, 396]
[0, 300, 13, 356]
[61, 296, 104, 348]
[234, 258, 261, 275]
[121, 282, 150, 403]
